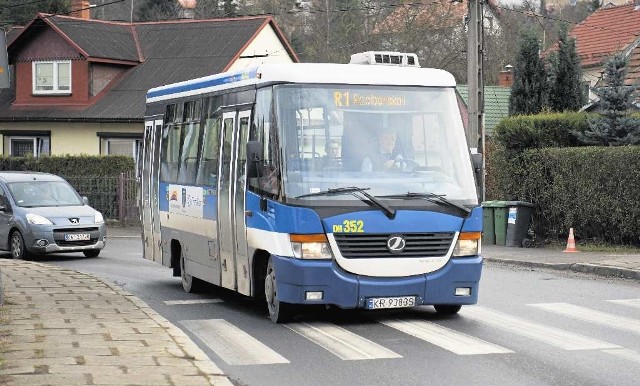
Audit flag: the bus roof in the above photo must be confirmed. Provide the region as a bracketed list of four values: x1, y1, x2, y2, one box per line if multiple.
[146, 63, 457, 103]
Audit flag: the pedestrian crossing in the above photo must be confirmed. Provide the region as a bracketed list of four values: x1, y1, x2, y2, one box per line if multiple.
[172, 298, 640, 366]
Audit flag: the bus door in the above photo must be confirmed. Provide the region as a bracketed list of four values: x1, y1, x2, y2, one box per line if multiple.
[142, 118, 163, 263]
[218, 109, 251, 294]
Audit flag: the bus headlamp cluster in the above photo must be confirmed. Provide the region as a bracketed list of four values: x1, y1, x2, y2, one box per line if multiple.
[290, 234, 333, 260]
[452, 232, 481, 257]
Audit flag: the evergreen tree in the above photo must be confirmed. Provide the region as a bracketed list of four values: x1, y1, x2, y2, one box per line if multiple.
[509, 31, 547, 116]
[548, 24, 585, 112]
[576, 53, 640, 146]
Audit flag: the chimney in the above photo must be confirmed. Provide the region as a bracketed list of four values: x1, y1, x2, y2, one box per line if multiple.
[498, 64, 514, 87]
[70, 0, 91, 19]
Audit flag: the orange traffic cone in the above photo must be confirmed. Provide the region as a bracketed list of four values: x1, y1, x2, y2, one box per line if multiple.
[563, 228, 579, 253]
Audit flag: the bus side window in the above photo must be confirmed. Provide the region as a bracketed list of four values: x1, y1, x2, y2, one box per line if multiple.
[196, 116, 221, 187]
[177, 101, 202, 185]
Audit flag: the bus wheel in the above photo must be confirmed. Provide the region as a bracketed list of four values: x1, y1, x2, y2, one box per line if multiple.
[180, 254, 202, 293]
[265, 257, 293, 323]
[434, 305, 462, 315]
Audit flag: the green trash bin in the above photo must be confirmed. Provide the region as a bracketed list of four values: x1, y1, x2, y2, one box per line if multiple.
[492, 201, 508, 246]
[505, 201, 535, 247]
[481, 201, 496, 245]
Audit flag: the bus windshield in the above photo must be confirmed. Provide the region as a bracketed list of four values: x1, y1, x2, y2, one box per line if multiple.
[274, 84, 478, 205]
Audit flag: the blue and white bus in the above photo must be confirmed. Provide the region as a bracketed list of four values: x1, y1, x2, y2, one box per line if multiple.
[141, 52, 483, 322]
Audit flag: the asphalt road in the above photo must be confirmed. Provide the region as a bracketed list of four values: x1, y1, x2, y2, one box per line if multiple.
[18, 237, 640, 386]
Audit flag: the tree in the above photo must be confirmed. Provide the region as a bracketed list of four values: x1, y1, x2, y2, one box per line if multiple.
[136, 0, 180, 21]
[576, 54, 640, 146]
[509, 31, 546, 116]
[0, 0, 68, 26]
[547, 24, 584, 112]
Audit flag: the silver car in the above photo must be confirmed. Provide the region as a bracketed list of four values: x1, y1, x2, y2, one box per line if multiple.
[0, 172, 107, 259]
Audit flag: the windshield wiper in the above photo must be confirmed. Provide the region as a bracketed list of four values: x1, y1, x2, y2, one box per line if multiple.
[378, 192, 471, 216]
[296, 186, 396, 219]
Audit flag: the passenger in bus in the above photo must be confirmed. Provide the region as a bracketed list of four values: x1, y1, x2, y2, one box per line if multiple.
[361, 128, 404, 171]
[321, 140, 341, 170]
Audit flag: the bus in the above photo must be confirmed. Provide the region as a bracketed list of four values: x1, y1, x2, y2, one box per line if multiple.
[140, 52, 483, 323]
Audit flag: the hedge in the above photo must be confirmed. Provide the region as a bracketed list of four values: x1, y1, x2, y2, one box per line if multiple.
[0, 155, 136, 220]
[489, 145, 640, 245]
[493, 112, 593, 151]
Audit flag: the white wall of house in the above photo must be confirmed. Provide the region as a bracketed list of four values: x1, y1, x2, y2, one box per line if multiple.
[228, 25, 294, 71]
[0, 121, 141, 157]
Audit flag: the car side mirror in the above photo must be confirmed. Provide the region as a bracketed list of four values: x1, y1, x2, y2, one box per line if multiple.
[82, 196, 89, 205]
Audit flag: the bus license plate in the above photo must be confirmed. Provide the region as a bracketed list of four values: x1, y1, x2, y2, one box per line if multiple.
[366, 296, 416, 310]
[65, 233, 90, 241]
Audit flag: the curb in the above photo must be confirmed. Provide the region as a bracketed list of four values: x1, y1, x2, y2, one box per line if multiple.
[485, 257, 640, 281]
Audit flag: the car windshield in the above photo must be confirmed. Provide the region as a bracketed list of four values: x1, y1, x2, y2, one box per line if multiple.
[274, 84, 478, 205]
[8, 181, 84, 207]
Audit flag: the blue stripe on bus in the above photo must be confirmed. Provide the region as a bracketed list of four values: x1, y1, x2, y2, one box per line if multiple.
[147, 69, 258, 99]
[245, 191, 481, 235]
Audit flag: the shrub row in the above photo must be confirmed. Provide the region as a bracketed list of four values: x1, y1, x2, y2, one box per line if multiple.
[492, 112, 592, 151]
[488, 145, 640, 245]
[0, 155, 136, 219]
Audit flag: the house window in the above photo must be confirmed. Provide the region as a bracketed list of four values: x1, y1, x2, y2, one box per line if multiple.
[32, 61, 71, 94]
[8, 136, 50, 157]
[101, 138, 142, 158]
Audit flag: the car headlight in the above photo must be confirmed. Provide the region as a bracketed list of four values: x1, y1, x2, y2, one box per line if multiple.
[26, 213, 53, 225]
[94, 211, 104, 224]
[290, 234, 333, 260]
[452, 232, 481, 257]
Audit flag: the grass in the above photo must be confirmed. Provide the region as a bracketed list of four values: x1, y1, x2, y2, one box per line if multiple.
[539, 239, 640, 254]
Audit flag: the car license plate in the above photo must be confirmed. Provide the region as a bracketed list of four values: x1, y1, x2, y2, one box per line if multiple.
[65, 233, 90, 241]
[366, 296, 416, 310]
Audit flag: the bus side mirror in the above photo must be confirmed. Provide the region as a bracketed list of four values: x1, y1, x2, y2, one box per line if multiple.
[471, 153, 482, 174]
[246, 141, 264, 178]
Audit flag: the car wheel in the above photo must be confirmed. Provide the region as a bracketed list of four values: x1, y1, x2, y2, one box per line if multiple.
[180, 253, 202, 293]
[434, 305, 462, 315]
[10, 230, 29, 260]
[83, 249, 100, 258]
[265, 257, 294, 323]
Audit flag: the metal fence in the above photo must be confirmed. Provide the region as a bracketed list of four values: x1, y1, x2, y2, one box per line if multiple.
[65, 170, 140, 225]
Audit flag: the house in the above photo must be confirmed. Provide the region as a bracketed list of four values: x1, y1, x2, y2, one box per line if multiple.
[0, 3, 297, 158]
[456, 67, 512, 138]
[567, 3, 640, 102]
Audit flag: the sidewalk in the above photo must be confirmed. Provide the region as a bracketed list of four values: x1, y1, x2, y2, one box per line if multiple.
[1, 227, 638, 385]
[0, 258, 233, 386]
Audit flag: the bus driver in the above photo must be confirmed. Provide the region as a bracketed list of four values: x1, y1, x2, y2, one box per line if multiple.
[361, 128, 404, 171]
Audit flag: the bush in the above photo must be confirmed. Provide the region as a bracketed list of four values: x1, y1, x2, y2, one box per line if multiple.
[493, 112, 593, 151]
[0, 155, 135, 220]
[490, 146, 640, 245]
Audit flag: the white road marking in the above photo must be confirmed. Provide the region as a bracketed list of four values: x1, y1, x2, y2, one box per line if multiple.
[164, 299, 223, 305]
[462, 307, 620, 351]
[602, 348, 640, 364]
[530, 303, 640, 335]
[286, 322, 401, 360]
[608, 299, 640, 310]
[380, 318, 512, 355]
[181, 319, 289, 365]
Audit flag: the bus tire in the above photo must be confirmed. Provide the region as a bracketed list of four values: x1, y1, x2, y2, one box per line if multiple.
[180, 253, 202, 293]
[265, 257, 294, 323]
[434, 304, 462, 315]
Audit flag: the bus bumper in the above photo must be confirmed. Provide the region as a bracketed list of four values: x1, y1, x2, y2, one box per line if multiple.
[272, 255, 482, 309]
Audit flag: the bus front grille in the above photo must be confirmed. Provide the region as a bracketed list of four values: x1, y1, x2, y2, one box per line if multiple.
[333, 232, 455, 258]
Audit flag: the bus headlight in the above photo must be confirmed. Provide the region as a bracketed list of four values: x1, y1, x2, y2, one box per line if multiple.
[290, 234, 333, 260]
[452, 232, 481, 257]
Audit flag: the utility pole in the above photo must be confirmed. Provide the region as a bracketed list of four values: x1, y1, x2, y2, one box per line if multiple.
[467, 0, 485, 201]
